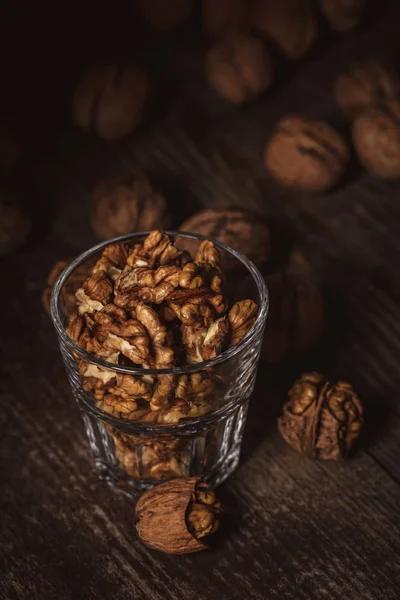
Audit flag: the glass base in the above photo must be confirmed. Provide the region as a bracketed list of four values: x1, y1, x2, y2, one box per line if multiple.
[93, 447, 241, 497]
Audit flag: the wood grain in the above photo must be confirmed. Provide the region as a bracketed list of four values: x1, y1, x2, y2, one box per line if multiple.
[2, 1, 400, 598]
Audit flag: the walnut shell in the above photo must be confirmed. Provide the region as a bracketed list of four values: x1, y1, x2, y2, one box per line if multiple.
[179, 208, 270, 268]
[73, 64, 149, 141]
[262, 273, 325, 362]
[202, 0, 249, 36]
[353, 100, 400, 179]
[206, 34, 273, 104]
[278, 372, 363, 459]
[90, 173, 170, 240]
[0, 190, 31, 257]
[265, 115, 349, 192]
[334, 59, 400, 119]
[137, 0, 193, 30]
[135, 478, 220, 554]
[251, 0, 318, 61]
[318, 0, 365, 31]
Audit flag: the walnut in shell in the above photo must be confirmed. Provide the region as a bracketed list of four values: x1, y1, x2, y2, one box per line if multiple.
[206, 34, 273, 104]
[137, 0, 193, 30]
[265, 115, 349, 192]
[262, 273, 325, 362]
[179, 208, 270, 268]
[0, 190, 31, 257]
[352, 100, 400, 178]
[251, 0, 318, 61]
[90, 172, 170, 240]
[318, 0, 365, 31]
[135, 478, 220, 554]
[334, 59, 400, 119]
[278, 372, 363, 459]
[73, 64, 149, 141]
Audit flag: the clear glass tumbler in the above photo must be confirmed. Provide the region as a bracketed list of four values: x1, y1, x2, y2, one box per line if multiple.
[51, 232, 268, 495]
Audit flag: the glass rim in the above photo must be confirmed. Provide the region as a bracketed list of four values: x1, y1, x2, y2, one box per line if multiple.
[50, 230, 269, 376]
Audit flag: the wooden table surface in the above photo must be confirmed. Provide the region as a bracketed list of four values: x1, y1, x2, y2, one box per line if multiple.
[1, 2, 400, 598]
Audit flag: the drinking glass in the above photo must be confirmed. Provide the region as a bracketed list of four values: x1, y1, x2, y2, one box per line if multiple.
[51, 232, 268, 495]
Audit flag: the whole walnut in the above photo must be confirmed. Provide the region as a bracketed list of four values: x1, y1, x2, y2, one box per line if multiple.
[179, 208, 270, 268]
[90, 172, 170, 240]
[353, 100, 400, 179]
[73, 64, 149, 141]
[262, 273, 325, 362]
[206, 34, 273, 104]
[137, 0, 193, 30]
[136, 478, 220, 554]
[278, 372, 363, 459]
[0, 190, 31, 257]
[202, 0, 249, 36]
[318, 0, 365, 31]
[251, 0, 318, 61]
[334, 59, 400, 119]
[0, 123, 23, 170]
[265, 115, 349, 192]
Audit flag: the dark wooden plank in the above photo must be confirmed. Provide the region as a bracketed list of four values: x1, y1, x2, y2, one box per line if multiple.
[1, 242, 400, 600]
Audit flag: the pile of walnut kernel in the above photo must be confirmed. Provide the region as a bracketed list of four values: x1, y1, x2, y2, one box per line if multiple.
[66, 230, 257, 425]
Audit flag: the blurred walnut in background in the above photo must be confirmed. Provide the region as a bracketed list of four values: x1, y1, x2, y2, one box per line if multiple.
[0, 189, 31, 257]
[73, 64, 149, 141]
[42, 258, 94, 316]
[90, 172, 170, 240]
[265, 115, 349, 192]
[318, 0, 365, 32]
[0, 123, 23, 170]
[202, 0, 248, 36]
[137, 0, 193, 30]
[251, 0, 318, 61]
[179, 208, 270, 269]
[334, 59, 400, 119]
[353, 99, 400, 179]
[206, 34, 273, 104]
[262, 273, 325, 362]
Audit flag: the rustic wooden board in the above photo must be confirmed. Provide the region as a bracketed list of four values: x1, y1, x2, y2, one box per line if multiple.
[2, 1, 400, 598]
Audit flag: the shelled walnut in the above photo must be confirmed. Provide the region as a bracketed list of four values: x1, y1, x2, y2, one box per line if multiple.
[206, 34, 273, 104]
[137, 0, 193, 30]
[110, 430, 189, 479]
[65, 231, 258, 430]
[73, 64, 149, 141]
[179, 208, 270, 269]
[278, 372, 363, 459]
[318, 0, 365, 32]
[262, 273, 325, 362]
[353, 100, 400, 178]
[0, 189, 31, 257]
[334, 59, 400, 119]
[265, 115, 349, 192]
[90, 172, 170, 240]
[251, 0, 318, 61]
